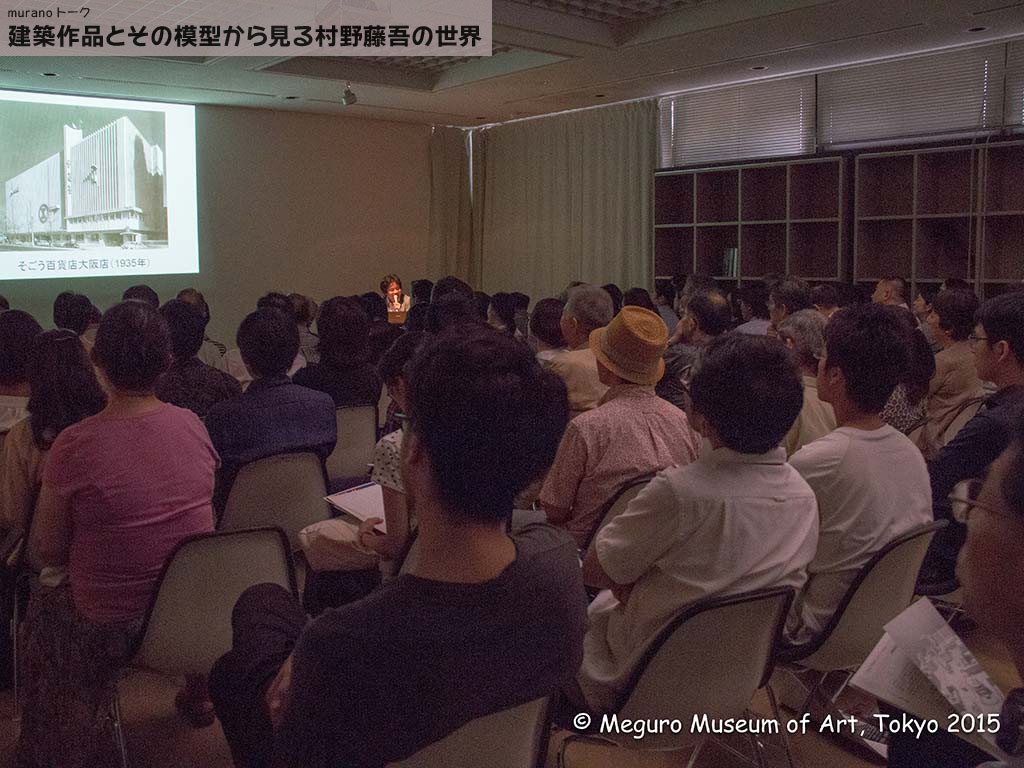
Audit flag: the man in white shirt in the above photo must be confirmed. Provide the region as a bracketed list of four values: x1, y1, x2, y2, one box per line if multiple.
[787, 303, 932, 645]
[572, 334, 819, 713]
[0, 310, 43, 434]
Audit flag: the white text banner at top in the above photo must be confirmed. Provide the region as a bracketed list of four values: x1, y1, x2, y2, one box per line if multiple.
[1, 0, 492, 55]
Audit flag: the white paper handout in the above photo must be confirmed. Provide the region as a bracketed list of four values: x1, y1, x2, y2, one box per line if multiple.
[325, 483, 387, 534]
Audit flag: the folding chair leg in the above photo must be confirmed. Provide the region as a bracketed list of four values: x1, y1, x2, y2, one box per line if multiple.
[112, 688, 129, 768]
[766, 684, 797, 768]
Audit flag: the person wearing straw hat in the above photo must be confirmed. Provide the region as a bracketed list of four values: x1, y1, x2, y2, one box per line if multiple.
[540, 306, 700, 549]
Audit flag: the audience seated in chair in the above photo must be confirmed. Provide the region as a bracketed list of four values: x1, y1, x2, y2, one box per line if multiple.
[785, 303, 932, 644]
[811, 283, 840, 321]
[881, 308, 936, 434]
[653, 280, 678, 332]
[768, 277, 813, 336]
[18, 301, 218, 768]
[547, 285, 615, 415]
[205, 307, 337, 516]
[223, 293, 307, 390]
[1, 330, 105, 570]
[656, 289, 730, 412]
[209, 324, 587, 768]
[569, 333, 818, 714]
[540, 306, 699, 549]
[289, 293, 320, 365]
[734, 280, 772, 335]
[778, 309, 836, 456]
[177, 287, 227, 367]
[155, 299, 241, 419]
[871, 275, 910, 310]
[918, 292, 1024, 588]
[293, 296, 381, 409]
[0, 310, 42, 435]
[528, 297, 566, 368]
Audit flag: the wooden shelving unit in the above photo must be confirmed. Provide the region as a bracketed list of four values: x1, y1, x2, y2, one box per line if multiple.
[654, 156, 846, 285]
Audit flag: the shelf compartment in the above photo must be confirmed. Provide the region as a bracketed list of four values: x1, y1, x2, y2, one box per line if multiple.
[655, 227, 694, 277]
[856, 219, 912, 280]
[696, 225, 739, 277]
[790, 161, 840, 220]
[655, 174, 694, 225]
[985, 144, 1024, 214]
[696, 170, 739, 223]
[916, 150, 974, 216]
[916, 217, 973, 281]
[790, 221, 840, 279]
[741, 165, 787, 222]
[857, 155, 914, 217]
[741, 223, 786, 278]
[982, 215, 1024, 281]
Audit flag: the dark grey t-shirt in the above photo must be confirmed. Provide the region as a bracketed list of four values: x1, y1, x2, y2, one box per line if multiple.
[276, 523, 588, 768]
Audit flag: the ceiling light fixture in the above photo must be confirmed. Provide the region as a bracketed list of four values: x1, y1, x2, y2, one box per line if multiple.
[750, 65, 768, 71]
[41, 72, 58, 77]
[594, 93, 606, 98]
[967, 26, 988, 32]
[341, 81, 357, 106]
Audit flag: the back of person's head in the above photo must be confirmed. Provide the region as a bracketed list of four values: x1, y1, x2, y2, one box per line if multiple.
[932, 288, 980, 341]
[874, 275, 908, 305]
[53, 292, 94, 335]
[623, 287, 657, 312]
[976, 292, 1024, 367]
[686, 290, 732, 337]
[176, 287, 211, 322]
[317, 296, 370, 366]
[564, 284, 614, 334]
[770, 278, 813, 317]
[237, 308, 299, 378]
[122, 284, 159, 308]
[655, 280, 676, 307]
[762, 272, 785, 292]
[411, 279, 433, 305]
[358, 292, 389, 323]
[822, 303, 910, 413]
[0, 310, 43, 386]
[473, 291, 491, 320]
[488, 292, 517, 333]
[256, 292, 294, 318]
[426, 292, 481, 334]
[289, 293, 318, 327]
[0, 296, 8, 311]
[405, 302, 429, 332]
[380, 274, 403, 295]
[160, 299, 207, 362]
[27, 330, 106, 449]
[510, 292, 530, 312]
[683, 274, 718, 300]
[893, 309, 937, 403]
[915, 283, 939, 307]
[530, 298, 566, 348]
[942, 277, 972, 293]
[92, 301, 172, 392]
[378, 330, 428, 386]
[601, 284, 623, 316]
[738, 281, 770, 320]
[690, 334, 803, 453]
[406, 324, 568, 520]
[777, 309, 827, 370]
[810, 283, 838, 310]
[430, 275, 473, 302]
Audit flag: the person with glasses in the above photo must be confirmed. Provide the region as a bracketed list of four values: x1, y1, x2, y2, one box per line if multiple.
[918, 291, 1024, 590]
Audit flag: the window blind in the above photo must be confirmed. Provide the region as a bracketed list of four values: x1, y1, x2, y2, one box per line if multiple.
[657, 75, 814, 167]
[1007, 39, 1024, 128]
[817, 44, 1007, 146]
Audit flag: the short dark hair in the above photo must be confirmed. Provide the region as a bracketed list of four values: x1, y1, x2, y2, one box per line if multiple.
[690, 334, 803, 453]
[601, 284, 623, 316]
[160, 299, 207, 361]
[473, 291, 491, 320]
[431, 275, 473, 302]
[623, 287, 657, 312]
[53, 292, 94, 335]
[823, 303, 910, 413]
[0, 310, 43, 386]
[976, 292, 1024, 366]
[177, 288, 211, 321]
[770, 278, 813, 316]
[810, 283, 838, 309]
[405, 302, 429, 332]
[427, 292, 481, 334]
[411, 279, 433, 304]
[237, 308, 299, 378]
[655, 280, 676, 306]
[738, 281, 769, 319]
[686, 290, 732, 337]
[378, 331, 428, 385]
[510, 292, 530, 311]
[92, 301, 172, 392]
[28, 330, 106, 449]
[932, 288, 980, 341]
[406, 325, 569, 519]
[489, 292, 517, 333]
[317, 296, 370, 366]
[530, 298, 566, 348]
[123, 284, 159, 308]
[257, 292, 294, 318]
[290, 294, 318, 326]
[916, 283, 940, 306]
[942, 277, 972, 293]
[882, 275, 908, 302]
[380, 274, 403, 294]
[0, 296, 9, 311]
[358, 292, 388, 323]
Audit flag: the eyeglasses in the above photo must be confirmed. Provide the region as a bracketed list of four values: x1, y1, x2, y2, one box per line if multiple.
[949, 479, 1023, 525]
[968, 333, 989, 344]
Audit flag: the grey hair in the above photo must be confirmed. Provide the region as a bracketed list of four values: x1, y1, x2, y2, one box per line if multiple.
[564, 285, 614, 333]
[778, 309, 827, 369]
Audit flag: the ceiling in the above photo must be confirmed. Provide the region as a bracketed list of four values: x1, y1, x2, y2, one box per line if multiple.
[0, 0, 1022, 127]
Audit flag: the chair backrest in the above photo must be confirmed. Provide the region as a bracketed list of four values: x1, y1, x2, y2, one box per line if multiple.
[581, 475, 653, 555]
[790, 521, 944, 673]
[326, 405, 379, 481]
[610, 587, 794, 751]
[132, 527, 295, 676]
[386, 698, 549, 768]
[938, 397, 986, 449]
[220, 452, 331, 550]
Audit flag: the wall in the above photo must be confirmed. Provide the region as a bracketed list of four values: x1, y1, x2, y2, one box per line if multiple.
[0, 104, 432, 346]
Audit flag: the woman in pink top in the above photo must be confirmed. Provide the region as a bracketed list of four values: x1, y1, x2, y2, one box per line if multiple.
[19, 300, 218, 768]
